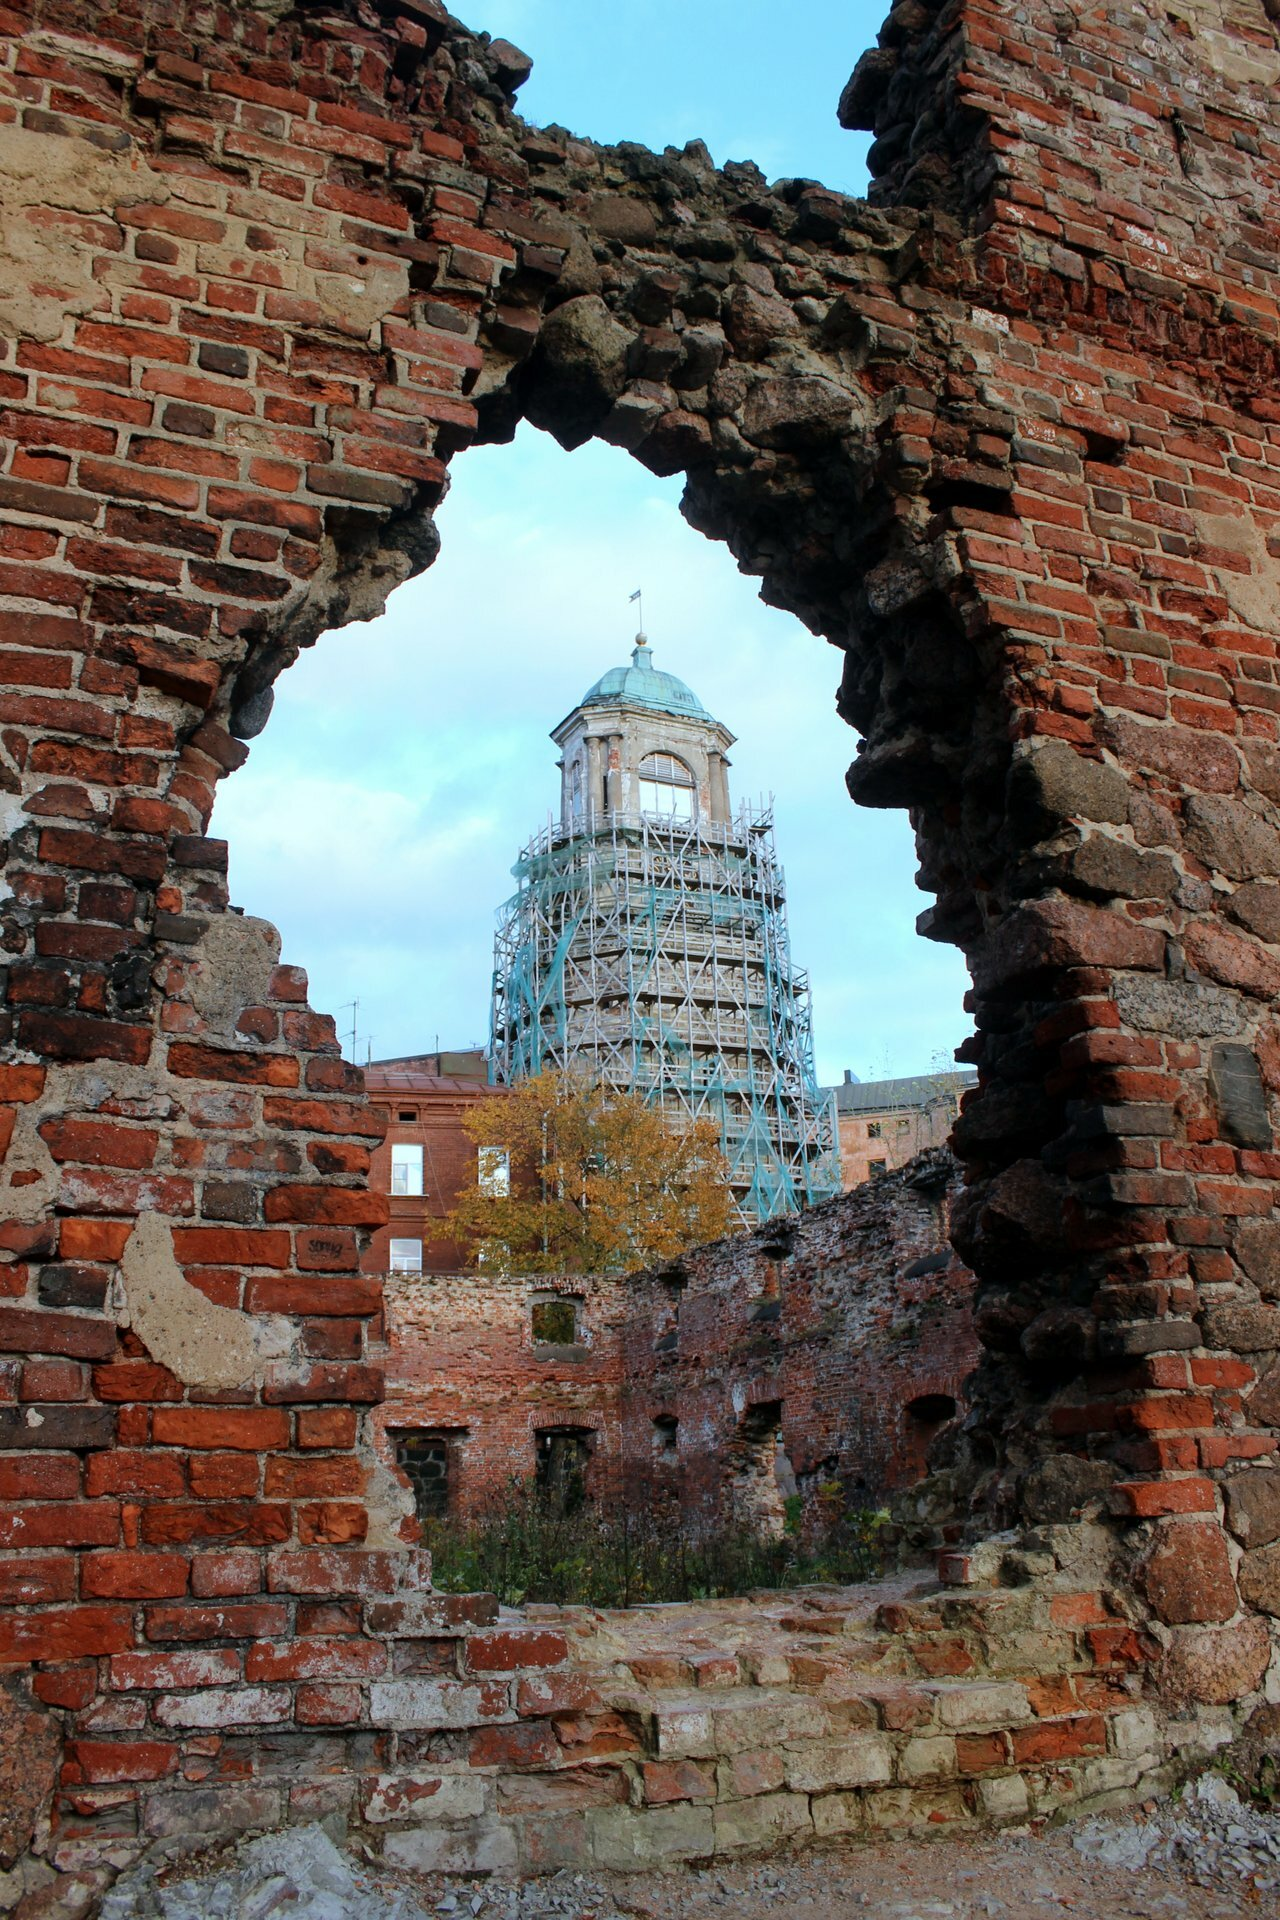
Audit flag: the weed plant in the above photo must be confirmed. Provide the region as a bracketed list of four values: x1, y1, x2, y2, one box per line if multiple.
[424, 1481, 887, 1609]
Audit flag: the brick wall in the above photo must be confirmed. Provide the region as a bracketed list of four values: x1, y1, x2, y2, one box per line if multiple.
[377, 1271, 630, 1519]
[375, 1157, 978, 1531]
[362, 1068, 512, 1275]
[0, 0, 1279, 1890]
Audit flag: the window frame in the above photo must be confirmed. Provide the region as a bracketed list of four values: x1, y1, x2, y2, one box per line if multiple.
[478, 1145, 510, 1197]
[638, 750, 696, 822]
[388, 1236, 423, 1274]
[390, 1141, 424, 1196]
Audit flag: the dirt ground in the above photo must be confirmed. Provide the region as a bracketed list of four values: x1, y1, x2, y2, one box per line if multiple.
[394, 1818, 1268, 1920]
[594, 1827, 1257, 1919]
[98, 1797, 1276, 1920]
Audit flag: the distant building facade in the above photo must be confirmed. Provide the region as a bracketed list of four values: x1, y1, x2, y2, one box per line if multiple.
[490, 636, 840, 1224]
[361, 1056, 511, 1275]
[828, 1068, 978, 1189]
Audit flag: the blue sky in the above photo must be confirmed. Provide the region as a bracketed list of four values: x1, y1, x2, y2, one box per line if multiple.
[211, 1, 972, 1088]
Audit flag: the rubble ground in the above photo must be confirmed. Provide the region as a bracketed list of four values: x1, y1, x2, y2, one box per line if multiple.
[94, 1774, 1279, 1920]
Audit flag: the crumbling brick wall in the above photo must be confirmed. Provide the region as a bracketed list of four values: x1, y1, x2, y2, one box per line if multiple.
[377, 1272, 629, 1519]
[0, 0, 1279, 1888]
[619, 1151, 978, 1529]
[374, 1157, 977, 1532]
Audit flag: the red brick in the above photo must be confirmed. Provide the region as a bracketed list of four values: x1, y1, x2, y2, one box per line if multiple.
[144, 1602, 287, 1642]
[140, 1503, 291, 1547]
[152, 1408, 289, 1451]
[0, 1606, 134, 1663]
[82, 1551, 190, 1599]
[167, 1043, 300, 1087]
[1011, 1715, 1106, 1764]
[470, 1721, 559, 1769]
[465, 1630, 569, 1673]
[64, 1739, 179, 1783]
[297, 1683, 364, 1725]
[297, 1407, 358, 1450]
[170, 1227, 291, 1267]
[245, 1636, 385, 1681]
[263, 1184, 388, 1227]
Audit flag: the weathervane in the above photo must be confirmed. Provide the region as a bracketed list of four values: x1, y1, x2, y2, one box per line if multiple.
[629, 586, 644, 637]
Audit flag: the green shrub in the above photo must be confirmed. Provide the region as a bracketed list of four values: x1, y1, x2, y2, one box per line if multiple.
[424, 1483, 887, 1609]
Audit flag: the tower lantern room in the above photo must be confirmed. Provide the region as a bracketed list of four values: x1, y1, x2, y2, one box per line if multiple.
[552, 634, 735, 828]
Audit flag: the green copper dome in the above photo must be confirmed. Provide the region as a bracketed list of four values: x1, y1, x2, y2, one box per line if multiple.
[580, 638, 712, 722]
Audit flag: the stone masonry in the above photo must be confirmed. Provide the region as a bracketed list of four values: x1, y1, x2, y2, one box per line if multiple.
[1, 0, 1280, 1900]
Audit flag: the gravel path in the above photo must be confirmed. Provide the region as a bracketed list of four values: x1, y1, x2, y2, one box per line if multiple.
[96, 1775, 1278, 1920]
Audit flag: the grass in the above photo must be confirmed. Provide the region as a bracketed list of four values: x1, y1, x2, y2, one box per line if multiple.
[424, 1481, 888, 1609]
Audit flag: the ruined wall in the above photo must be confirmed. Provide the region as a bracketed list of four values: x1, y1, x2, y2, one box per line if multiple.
[378, 1272, 629, 1518]
[375, 1160, 977, 1529]
[0, 0, 1279, 1893]
[618, 1151, 978, 1528]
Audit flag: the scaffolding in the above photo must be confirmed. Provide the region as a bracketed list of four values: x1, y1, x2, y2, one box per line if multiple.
[490, 804, 841, 1225]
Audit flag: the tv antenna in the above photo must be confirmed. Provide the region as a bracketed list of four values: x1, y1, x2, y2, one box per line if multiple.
[339, 999, 359, 1062]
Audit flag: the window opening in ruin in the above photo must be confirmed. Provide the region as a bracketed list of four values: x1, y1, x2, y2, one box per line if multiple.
[729, 1400, 789, 1536]
[214, 426, 972, 1162]
[868, 1158, 887, 1177]
[531, 1296, 578, 1347]
[398, 1109, 417, 1121]
[391, 1143, 423, 1196]
[867, 1121, 882, 1139]
[652, 1415, 679, 1462]
[654, 1276, 684, 1352]
[906, 1393, 957, 1427]
[478, 1146, 510, 1197]
[536, 1427, 592, 1515]
[389, 1237, 423, 1274]
[391, 1427, 464, 1521]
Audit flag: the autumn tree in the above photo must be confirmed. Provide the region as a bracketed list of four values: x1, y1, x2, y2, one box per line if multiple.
[446, 1069, 734, 1274]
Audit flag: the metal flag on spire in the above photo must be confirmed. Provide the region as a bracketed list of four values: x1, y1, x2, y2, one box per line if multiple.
[629, 586, 643, 634]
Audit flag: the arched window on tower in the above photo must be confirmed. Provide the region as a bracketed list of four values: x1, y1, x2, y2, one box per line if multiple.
[570, 758, 584, 820]
[638, 751, 695, 821]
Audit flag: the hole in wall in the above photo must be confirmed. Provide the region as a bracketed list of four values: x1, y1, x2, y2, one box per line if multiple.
[211, 426, 973, 1100]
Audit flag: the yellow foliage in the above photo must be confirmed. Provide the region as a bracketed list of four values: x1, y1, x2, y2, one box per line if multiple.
[446, 1069, 734, 1274]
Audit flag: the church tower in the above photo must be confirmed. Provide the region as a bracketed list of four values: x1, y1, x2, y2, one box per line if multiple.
[490, 636, 839, 1224]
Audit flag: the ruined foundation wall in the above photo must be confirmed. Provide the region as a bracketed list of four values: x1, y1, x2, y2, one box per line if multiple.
[618, 1152, 978, 1527]
[0, 0, 1279, 1894]
[375, 1160, 978, 1529]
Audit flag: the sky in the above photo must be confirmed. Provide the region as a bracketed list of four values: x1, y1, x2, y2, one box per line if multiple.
[210, 0, 973, 1090]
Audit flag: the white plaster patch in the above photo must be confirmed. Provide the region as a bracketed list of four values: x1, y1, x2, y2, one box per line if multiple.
[1197, 511, 1280, 633]
[0, 124, 170, 342]
[184, 914, 281, 1039]
[118, 1213, 292, 1392]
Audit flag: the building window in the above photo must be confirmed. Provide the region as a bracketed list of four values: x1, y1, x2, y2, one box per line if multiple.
[391, 1142, 423, 1196]
[389, 1237, 422, 1273]
[398, 1109, 417, 1122]
[638, 751, 695, 821]
[867, 1159, 887, 1178]
[897, 1117, 910, 1132]
[532, 1297, 578, 1347]
[478, 1146, 510, 1197]
[867, 1121, 882, 1139]
[652, 1415, 679, 1462]
[391, 1428, 464, 1522]
[536, 1428, 592, 1515]
[570, 758, 584, 818]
